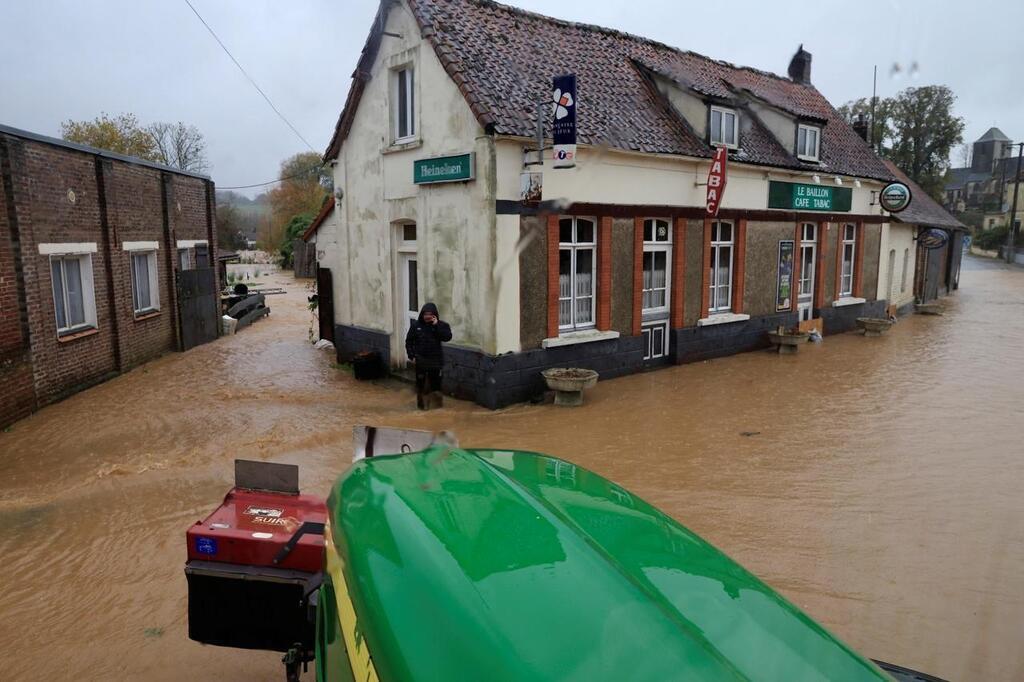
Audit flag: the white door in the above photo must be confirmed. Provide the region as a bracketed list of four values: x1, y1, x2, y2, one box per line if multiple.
[400, 254, 418, 336]
[641, 219, 671, 360]
[797, 223, 816, 322]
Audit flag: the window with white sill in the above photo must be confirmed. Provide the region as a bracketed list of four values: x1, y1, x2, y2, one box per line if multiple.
[840, 223, 856, 297]
[641, 218, 671, 315]
[708, 220, 734, 313]
[558, 217, 596, 331]
[710, 106, 738, 148]
[392, 66, 415, 143]
[797, 124, 820, 161]
[131, 250, 160, 315]
[50, 253, 97, 335]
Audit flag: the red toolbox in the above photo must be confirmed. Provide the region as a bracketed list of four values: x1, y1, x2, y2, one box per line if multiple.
[185, 460, 326, 653]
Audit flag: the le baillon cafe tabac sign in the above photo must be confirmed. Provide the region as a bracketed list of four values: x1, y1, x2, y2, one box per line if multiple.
[768, 181, 852, 212]
[414, 153, 475, 185]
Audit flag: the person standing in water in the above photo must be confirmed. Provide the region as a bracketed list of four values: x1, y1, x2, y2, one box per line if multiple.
[405, 302, 452, 409]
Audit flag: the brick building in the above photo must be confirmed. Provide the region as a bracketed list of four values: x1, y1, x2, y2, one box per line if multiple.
[315, 0, 943, 409]
[0, 125, 217, 428]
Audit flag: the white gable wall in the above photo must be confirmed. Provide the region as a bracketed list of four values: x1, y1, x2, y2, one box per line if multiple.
[330, 0, 502, 361]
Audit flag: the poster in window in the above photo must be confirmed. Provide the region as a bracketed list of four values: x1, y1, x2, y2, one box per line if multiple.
[776, 240, 794, 311]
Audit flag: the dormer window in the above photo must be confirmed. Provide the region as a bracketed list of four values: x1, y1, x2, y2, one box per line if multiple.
[709, 106, 738, 148]
[797, 124, 820, 161]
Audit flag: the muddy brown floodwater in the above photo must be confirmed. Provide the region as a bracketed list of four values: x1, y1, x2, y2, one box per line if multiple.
[1, 258, 1022, 681]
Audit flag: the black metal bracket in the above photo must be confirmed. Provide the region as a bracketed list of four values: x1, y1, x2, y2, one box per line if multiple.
[272, 521, 325, 565]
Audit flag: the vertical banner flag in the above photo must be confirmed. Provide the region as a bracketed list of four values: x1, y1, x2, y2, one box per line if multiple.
[706, 146, 728, 216]
[552, 74, 577, 169]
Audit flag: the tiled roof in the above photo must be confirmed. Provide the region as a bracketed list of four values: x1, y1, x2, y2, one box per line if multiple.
[976, 127, 1009, 142]
[327, 0, 897, 182]
[884, 160, 966, 231]
[945, 167, 992, 189]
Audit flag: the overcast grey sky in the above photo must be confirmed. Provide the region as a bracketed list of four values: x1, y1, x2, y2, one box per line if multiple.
[2, 1, 1020, 196]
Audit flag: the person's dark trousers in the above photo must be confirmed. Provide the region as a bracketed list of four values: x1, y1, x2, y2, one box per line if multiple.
[415, 367, 441, 409]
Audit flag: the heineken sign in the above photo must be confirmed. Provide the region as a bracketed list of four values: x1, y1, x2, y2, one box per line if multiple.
[413, 153, 475, 184]
[768, 181, 852, 212]
[880, 181, 912, 213]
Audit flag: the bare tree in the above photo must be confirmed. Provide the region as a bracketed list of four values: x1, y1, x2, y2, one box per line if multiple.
[956, 142, 972, 169]
[148, 121, 209, 173]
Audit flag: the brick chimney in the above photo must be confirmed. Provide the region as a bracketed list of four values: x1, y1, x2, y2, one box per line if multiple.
[788, 44, 812, 85]
[852, 114, 869, 141]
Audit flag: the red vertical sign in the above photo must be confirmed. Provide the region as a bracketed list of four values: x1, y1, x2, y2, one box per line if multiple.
[706, 146, 728, 216]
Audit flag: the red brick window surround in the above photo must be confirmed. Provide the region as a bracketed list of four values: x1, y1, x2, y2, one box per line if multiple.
[836, 221, 865, 298]
[546, 215, 603, 337]
[701, 218, 746, 318]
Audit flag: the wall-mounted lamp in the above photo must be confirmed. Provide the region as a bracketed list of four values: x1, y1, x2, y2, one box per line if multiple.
[834, 177, 844, 186]
[854, 179, 862, 188]
[812, 175, 821, 184]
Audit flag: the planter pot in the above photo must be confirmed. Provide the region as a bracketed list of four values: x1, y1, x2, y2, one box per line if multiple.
[541, 368, 599, 406]
[766, 330, 809, 355]
[915, 303, 944, 316]
[856, 317, 893, 337]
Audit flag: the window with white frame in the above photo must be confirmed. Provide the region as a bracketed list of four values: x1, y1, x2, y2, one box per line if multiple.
[901, 248, 909, 293]
[131, 251, 160, 315]
[710, 106, 738, 148]
[558, 217, 596, 331]
[642, 219, 671, 314]
[708, 221, 734, 313]
[178, 248, 190, 271]
[797, 124, 821, 161]
[840, 223, 856, 297]
[799, 222, 816, 297]
[392, 66, 415, 143]
[50, 253, 97, 335]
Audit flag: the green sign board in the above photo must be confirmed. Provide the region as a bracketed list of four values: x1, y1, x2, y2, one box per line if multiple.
[768, 181, 852, 212]
[413, 153, 475, 185]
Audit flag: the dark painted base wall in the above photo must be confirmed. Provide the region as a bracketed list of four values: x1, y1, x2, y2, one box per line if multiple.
[333, 303, 887, 409]
[672, 312, 797, 364]
[334, 324, 391, 366]
[817, 300, 887, 335]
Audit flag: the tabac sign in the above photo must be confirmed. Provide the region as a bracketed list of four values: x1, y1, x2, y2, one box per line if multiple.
[551, 74, 577, 168]
[705, 146, 728, 216]
[768, 181, 852, 212]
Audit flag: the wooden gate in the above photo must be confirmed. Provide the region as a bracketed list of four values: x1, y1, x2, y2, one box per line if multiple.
[317, 266, 334, 343]
[177, 268, 219, 351]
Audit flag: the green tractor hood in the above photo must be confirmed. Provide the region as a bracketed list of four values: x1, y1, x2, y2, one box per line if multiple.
[319, 446, 891, 681]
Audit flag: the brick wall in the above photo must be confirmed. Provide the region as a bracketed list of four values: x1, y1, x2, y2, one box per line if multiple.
[0, 130, 216, 425]
[0, 139, 36, 427]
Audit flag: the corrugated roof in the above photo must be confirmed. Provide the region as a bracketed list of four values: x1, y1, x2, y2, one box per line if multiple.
[326, 0, 897, 182]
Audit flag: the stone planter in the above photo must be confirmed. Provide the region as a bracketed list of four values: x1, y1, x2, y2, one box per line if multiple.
[766, 330, 809, 354]
[856, 317, 893, 337]
[915, 303, 944, 316]
[541, 368, 599, 406]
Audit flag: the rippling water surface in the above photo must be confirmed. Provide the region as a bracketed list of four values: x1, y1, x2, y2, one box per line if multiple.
[1, 257, 1021, 681]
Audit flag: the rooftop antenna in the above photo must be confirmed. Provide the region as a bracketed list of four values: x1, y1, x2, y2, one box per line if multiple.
[870, 65, 877, 150]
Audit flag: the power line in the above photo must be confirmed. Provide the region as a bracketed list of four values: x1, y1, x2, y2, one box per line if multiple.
[219, 164, 325, 190]
[182, 0, 317, 154]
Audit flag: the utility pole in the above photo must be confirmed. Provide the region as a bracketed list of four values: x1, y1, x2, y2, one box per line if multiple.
[1006, 142, 1023, 264]
[870, 65, 877, 150]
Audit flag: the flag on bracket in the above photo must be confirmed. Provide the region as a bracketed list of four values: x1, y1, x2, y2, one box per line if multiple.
[706, 146, 728, 216]
[551, 74, 577, 169]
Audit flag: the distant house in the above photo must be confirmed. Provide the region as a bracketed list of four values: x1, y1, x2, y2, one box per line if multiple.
[0, 125, 219, 428]
[944, 127, 1015, 213]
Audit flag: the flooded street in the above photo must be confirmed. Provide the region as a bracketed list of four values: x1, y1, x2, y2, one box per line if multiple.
[1, 256, 1022, 681]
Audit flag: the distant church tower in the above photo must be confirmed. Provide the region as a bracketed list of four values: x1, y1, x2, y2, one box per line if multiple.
[972, 127, 1010, 172]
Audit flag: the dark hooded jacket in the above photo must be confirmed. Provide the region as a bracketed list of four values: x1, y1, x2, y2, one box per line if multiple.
[405, 303, 452, 370]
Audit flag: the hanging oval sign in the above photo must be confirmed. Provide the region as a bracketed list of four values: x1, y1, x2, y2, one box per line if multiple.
[880, 181, 912, 213]
[919, 228, 949, 249]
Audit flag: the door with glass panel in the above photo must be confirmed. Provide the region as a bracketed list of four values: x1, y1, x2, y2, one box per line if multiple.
[558, 217, 596, 331]
[641, 218, 671, 360]
[797, 222, 816, 322]
[400, 254, 418, 336]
